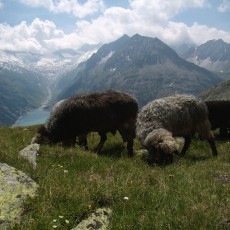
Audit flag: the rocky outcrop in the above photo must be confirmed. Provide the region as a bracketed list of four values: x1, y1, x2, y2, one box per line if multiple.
[19, 143, 40, 169]
[0, 163, 38, 229]
[72, 208, 112, 230]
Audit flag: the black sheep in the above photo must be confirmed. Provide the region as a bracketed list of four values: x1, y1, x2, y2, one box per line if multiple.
[31, 90, 138, 156]
[205, 101, 230, 139]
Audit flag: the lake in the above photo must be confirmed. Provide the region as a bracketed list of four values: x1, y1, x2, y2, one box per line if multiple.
[13, 108, 50, 127]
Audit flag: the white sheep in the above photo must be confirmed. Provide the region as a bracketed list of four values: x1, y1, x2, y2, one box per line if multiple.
[136, 94, 218, 164]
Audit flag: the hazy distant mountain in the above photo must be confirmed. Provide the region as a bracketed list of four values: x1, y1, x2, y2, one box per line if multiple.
[0, 46, 98, 126]
[180, 39, 230, 74]
[55, 34, 222, 107]
[0, 48, 98, 80]
[199, 79, 230, 101]
[0, 63, 48, 126]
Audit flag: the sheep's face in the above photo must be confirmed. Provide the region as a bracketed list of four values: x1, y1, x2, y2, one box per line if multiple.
[31, 125, 51, 144]
[144, 129, 178, 164]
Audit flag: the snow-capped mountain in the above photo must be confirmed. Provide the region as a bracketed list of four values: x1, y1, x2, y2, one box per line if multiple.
[0, 45, 100, 126]
[179, 39, 230, 74]
[0, 47, 98, 80]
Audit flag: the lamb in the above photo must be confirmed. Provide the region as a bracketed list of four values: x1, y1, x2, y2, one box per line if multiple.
[205, 101, 230, 139]
[31, 90, 138, 157]
[136, 94, 218, 164]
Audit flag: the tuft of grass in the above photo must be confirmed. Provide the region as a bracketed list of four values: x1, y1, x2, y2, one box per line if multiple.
[0, 126, 230, 229]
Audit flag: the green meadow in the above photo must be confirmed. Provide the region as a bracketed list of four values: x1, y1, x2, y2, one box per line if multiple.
[0, 126, 229, 229]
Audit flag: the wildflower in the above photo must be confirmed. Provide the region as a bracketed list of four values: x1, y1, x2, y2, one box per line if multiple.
[59, 215, 64, 219]
[65, 220, 70, 224]
[88, 204, 92, 210]
[64, 170, 68, 174]
[169, 174, 174, 179]
[123, 196, 129, 200]
[53, 219, 57, 223]
[52, 225, 58, 229]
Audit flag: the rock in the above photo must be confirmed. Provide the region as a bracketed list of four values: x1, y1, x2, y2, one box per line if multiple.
[0, 163, 38, 229]
[72, 208, 112, 230]
[19, 144, 40, 169]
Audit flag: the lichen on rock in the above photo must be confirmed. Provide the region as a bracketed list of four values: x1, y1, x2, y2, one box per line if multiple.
[72, 208, 112, 230]
[0, 163, 38, 229]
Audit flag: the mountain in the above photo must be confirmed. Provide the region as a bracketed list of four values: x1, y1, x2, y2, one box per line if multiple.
[0, 63, 48, 126]
[0, 48, 98, 80]
[179, 39, 230, 74]
[0, 46, 98, 126]
[199, 79, 230, 101]
[54, 34, 222, 107]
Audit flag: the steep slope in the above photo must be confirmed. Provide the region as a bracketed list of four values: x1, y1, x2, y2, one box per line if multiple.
[55, 34, 222, 107]
[199, 79, 230, 101]
[0, 63, 48, 126]
[180, 39, 230, 74]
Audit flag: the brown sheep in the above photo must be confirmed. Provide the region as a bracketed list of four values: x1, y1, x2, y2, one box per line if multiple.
[31, 90, 138, 156]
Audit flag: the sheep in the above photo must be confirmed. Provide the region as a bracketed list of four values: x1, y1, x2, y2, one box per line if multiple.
[49, 98, 88, 148]
[31, 90, 138, 157]
[136, 94, 218, 164]
[205, 101, 230, 139]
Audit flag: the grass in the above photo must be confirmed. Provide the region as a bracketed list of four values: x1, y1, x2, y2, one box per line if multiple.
[0, 126, 230, 229]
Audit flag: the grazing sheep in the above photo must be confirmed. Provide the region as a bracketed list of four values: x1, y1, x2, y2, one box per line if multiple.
[205, 101, 230, 139]
[31, 90, 138, 157]
[136, 94, 218, 164]
[49, 98, 88, 149]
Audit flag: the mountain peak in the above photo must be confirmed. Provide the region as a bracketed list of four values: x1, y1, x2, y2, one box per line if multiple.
[55, 34, 221, 107]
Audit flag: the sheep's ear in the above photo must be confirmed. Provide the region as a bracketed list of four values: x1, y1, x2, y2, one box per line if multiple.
[144, 132, 156, 147]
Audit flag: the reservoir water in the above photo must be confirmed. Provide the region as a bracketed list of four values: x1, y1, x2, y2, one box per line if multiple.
[13, 108, 50, 127]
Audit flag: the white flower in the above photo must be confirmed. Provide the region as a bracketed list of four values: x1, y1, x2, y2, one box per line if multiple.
[52, 225, 58, 229]
[64, 170, 68, 173]
[123, 196, 129, 200]
[65, 220, 70, 224]
[53, 219, 57, 223]
[59, 215, 64, 219]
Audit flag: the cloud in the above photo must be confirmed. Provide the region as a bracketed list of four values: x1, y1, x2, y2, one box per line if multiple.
[1, 0, 230, 55]
[20, 0, 105, 18]
[0, 18, 67, 53]
[218, 0, 230, 12]
[129, 0, 208, 22]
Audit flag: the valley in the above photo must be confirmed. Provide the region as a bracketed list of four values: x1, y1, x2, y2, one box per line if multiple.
[1, 34, 230, 126]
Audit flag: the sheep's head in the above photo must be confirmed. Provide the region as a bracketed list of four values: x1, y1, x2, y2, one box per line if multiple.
[144, 128, 178, 164]
[31, 125, 51, 144]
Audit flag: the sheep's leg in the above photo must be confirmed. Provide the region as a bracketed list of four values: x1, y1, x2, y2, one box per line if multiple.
[95, 133, 107, 153]
[181, 136, 191, 155]
[118, 128, 135, 157]
[78, 135, 88, 150]
[127, 139, 134, 157]
[207, 134, 218, 156]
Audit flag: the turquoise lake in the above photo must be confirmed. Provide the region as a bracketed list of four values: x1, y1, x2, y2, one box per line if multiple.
[13, 108, 50, 127]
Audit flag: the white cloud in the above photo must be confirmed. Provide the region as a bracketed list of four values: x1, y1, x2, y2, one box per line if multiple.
[129, 0, 208, 22]
[218, 0, 230, 12]
[0, 18, 67, 53]
[20, 0, 105, 18]
[1, 0, 230, 55]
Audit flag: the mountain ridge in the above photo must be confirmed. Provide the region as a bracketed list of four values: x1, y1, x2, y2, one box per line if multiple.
[54, 34, 222, 107]
[179, 39, 230, 74]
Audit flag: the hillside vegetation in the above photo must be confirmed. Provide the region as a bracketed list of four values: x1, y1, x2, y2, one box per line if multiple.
[0, 66, 48, 126]
[0, 126, 230, 229]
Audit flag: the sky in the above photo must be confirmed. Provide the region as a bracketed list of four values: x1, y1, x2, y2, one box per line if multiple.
[0, 0, 230, 54]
